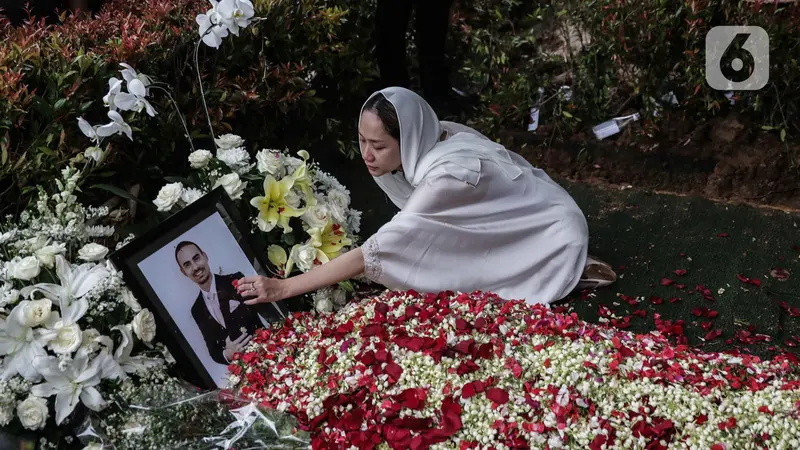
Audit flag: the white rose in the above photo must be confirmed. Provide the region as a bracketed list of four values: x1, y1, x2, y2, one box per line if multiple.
[0, 230, 15, 245]
[35, 242, 66, 268]
[78, 243, 109, 262]
[15, 299, 52, 328]
[284, 189, 302, 208]
[216, 147, 251, 173]
[314, 296, 333, 314]
[16, 396, 48, 430]
[49, 322, 83, 354]
[327, 204, 347, 225]
[332, 288, 347, 307]
[153, 182, 184, 212]
[120, 288, 142, 312]
[290, 243, 318, 272]
[255, 149, 283, 175]
[214, 133, 244, 150]
[301, 204, 329, 229]
[9, 256, 40, 281]
[188, 149, 213, 169]
[212, 173, 247, 200]
[180, 187, 205, 206]
[132, 309, 157, 342]
[79, 328, 105, 355]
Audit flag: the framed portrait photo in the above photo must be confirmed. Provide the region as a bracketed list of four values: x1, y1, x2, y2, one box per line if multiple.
[109, 187, 291, 389]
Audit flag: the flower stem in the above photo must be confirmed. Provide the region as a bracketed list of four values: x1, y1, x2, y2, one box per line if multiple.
[195, 35, 217, 151]
[150, 86, 195, 153]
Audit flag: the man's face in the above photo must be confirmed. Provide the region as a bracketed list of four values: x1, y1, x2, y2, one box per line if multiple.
[176, 244, 211, 285]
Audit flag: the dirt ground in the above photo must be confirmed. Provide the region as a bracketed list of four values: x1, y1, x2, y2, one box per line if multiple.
[502, 111, 800, 212]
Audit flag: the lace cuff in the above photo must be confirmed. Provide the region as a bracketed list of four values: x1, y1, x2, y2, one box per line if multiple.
[361, 235, 382, 283]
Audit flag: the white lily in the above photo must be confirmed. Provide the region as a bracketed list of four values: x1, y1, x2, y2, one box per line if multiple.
[118, 63, 152, 88]
[31, 352, 106, 425]
[196, 0, 230, 48]
[114, 79, 157, 117]
[98, 325, 163, 380]
[77, 117, 100, 144]
[95, 110, 133, 141]
[217, 0, 255, 36]
[20, 255, 109, 327]
[102, 77, 123, 111]
[0, 303, 52, 382]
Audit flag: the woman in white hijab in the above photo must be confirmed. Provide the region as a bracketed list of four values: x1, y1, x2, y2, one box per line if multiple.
[236, 87, 616, 306]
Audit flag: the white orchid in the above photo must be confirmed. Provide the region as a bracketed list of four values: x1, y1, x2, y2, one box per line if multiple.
[96, 110, 133, 141]
[77, 117, 100, 144]
[31, 352, 107, 425]
[114, 79, 157, 117]
[217, 0, 255, 36]
[20, 255, 109, 328]
[196, 0, 230, 48]
[119, 63, 152, 88]
[102, 77, 123, 111]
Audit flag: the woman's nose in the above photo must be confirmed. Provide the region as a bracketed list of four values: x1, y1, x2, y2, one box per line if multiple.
[362, 148, 375, 162]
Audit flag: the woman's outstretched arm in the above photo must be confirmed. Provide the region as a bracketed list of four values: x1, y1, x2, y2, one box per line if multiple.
[237, 247, 365, 304]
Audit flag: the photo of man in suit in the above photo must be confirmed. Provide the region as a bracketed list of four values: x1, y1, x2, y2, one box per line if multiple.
[174, 240, 280, 365]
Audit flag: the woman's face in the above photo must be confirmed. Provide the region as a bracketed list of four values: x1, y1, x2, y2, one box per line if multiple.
[359, 110, 401, 177]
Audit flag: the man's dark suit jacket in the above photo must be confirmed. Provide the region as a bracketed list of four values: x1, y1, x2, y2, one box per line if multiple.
[190, 272, 282, 365]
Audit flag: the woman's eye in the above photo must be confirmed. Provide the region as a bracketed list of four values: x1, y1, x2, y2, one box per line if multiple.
[374, 147, 384, 151]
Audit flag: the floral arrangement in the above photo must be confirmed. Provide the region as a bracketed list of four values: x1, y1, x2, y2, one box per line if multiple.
[148, 0, 365, 314]
[231, 289, 800, 449]
[0, 166, 167, 444]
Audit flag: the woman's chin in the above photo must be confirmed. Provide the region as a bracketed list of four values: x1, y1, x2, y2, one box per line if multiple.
[366, 165, 382, 176]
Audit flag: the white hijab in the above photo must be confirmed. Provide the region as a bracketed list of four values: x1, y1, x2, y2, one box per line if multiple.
[359, 87, 524, 209]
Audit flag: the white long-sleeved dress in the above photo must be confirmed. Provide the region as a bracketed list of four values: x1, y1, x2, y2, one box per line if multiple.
[360, 140, 589, 305]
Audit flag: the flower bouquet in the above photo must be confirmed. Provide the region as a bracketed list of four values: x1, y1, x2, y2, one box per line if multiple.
[152, 136, 364, 314]
[0, 167, 167, 446]
[231, 289, 800, 449]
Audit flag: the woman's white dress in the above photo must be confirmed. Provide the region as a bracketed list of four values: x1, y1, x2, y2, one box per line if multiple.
[361, 124, 589, 305]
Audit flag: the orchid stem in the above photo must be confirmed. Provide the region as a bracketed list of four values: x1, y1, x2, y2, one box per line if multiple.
[150, 86, 195, 153]
[195, 33, 217, 151]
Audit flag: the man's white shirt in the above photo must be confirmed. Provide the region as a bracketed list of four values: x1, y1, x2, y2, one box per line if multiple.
[200, 275, 226, 328]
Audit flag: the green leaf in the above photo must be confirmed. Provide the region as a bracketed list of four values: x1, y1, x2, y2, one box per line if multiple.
[781, 128, 786, 142]
[91, 184, 153, 208]
[562, 110, 574, 118]
[80, 101, 93, 112]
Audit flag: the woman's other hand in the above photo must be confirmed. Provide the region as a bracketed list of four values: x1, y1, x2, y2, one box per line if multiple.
[236, 276, 289, 305]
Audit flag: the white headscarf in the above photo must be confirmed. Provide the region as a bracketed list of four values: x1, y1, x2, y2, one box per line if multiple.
[359, 87, 524, 209]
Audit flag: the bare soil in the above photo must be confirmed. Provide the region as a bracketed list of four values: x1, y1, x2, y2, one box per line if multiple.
[500, 111, 800, 212]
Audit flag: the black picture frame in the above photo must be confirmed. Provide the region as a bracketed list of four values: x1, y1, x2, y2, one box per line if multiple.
[109, 187, 291, 390]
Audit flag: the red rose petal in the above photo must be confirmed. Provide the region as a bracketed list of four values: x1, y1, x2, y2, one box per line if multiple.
[704, 329, 722, 341]
[385, 362, 403, 383]
[673, 269, 687, 277]
[485, 388, 509, 405]
[660, 278, 675, 286]
[770, 268, 791, 281]
[718, 233, 729, 237]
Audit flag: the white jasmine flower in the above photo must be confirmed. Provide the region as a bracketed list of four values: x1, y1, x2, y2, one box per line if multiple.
[132, 309, 157, 343]
[16, 396, 48, 430]
[212, 173, 247, 200]
[77, 243, 109, 262]
[188, 149, 213, 168]
[214, 133, 244, 150]
[153, 182, 184, 212]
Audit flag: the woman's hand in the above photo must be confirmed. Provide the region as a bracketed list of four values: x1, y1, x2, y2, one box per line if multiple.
[236, 276, 290, 305]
